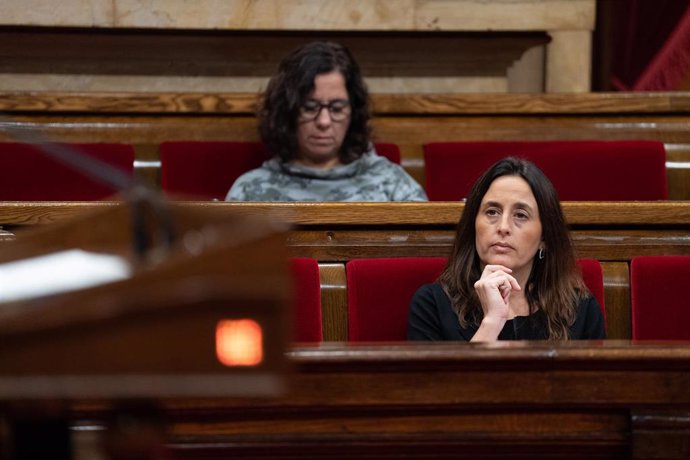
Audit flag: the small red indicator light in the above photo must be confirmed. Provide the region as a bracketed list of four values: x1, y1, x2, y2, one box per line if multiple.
[215, 319, 263, 366]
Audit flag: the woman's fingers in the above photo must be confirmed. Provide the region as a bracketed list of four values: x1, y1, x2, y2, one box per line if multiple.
[481, 264, 512, 276]
[481, 267, 521, 292]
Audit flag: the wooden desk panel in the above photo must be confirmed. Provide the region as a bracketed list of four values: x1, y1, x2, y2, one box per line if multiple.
[6, 201, 688, 260]
[69, 342, 690, 459]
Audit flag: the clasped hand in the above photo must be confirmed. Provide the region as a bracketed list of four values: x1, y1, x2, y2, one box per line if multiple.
[473, 264, 522, 321]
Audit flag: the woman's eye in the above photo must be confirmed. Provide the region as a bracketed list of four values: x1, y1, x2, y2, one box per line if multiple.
[486, 209, 499, 216]
[514, 212, 529, 220]
[302, 103, 318, 113]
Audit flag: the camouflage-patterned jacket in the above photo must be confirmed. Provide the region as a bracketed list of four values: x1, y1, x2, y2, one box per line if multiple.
[225, 150, 428, 202]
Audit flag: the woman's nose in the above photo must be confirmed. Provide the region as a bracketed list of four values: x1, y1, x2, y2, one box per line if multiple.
[497, 215, 511, 234]
[314, 107, 332, 127]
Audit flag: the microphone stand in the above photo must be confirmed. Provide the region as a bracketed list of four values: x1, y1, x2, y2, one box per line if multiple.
[0, 116, 176, 263]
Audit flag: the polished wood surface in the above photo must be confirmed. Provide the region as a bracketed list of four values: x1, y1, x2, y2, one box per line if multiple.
[601, 262, 631, 340]
[318, 263, 348, 343]
[2, 200, 690, 226]
[2, 91, 690, 114]
[68, 341, 690, 459]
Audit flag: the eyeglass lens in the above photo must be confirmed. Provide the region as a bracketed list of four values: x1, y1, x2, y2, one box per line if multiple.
[300, 100, 350, 120]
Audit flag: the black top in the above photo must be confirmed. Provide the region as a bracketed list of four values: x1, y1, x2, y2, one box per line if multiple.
[407, 283, 607, 341]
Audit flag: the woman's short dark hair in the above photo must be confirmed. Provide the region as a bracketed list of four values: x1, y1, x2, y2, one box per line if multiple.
[258, 41, 371, 163]
[438, 157, 586, 340]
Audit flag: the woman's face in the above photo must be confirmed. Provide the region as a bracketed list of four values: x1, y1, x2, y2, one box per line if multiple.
[475, 175, 543, 281]
[295, 71, 351, 169]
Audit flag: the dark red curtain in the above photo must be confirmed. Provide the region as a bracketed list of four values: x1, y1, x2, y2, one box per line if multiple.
[607, 0, 690, 91]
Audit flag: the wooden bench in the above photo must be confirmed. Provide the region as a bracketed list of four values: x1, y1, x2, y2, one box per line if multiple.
[1, 91, 690, 199]
[2, 201, 689, 340]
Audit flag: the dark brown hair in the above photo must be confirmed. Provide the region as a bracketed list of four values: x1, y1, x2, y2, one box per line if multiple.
[438, 157, 586, 340]
[258, 41, 371, 163]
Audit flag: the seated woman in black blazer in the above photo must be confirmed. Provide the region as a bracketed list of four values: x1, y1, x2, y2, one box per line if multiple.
[408, 157, 606, 342]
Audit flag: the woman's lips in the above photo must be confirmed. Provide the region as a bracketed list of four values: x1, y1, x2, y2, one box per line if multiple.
[491, 242, 514, 252]
[310, 136, 334, 144]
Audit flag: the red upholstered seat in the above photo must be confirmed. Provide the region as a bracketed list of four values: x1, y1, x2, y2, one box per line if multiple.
[423, 140, 667, 201]
[160, 141, 402, 200]
[0, 143, 135, 201]
[290, 258, 323, 343]
[346, 257, 447, 341]
[160, 141, 271, 200]
[631, 256, 690, 340]
[346, 257, 606, 342]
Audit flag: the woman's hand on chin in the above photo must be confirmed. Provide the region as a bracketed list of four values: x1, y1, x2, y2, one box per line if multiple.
[471, 264, 522, 342]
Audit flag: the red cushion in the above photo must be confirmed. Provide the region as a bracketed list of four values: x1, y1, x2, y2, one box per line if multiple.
[347, 257, 606, 341]
[0, 143, 135, 201]
[290, 258, 323, 342]
[160, 141, 270, 200]
[346, 257, 447, 341]
[374, 143, 402, 164]
[631, 256, 690, 340]
[423, 140, 667, 201]
[160, 141, 402, 200]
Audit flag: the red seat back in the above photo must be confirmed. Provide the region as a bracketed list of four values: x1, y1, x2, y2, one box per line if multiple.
[423, 140, 667, 201]
[290, 258, 323, 342]
[0, 143, 135, 201]
[631, 256, 690, 340]
[160, 141, 402, 200]
[374, 143, 402, 164]
[160, 141, 270, 200]
[347, 257, 606, 341]
[346, 257, 447, 341]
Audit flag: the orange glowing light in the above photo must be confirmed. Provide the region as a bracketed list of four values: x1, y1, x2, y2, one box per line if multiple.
[216, 319, 264, 366]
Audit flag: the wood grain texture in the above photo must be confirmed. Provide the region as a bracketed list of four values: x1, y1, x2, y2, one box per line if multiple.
[67, 341, 690, 459]
[318, 263, 347, 342]
[2, 91, 690, 114]
[4, 201, 690, 227]
[601, 262, 631, 340]
[0, 92, 259, 114]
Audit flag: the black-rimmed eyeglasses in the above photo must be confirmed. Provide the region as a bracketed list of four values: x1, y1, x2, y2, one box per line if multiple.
[298, 99, 351, 122]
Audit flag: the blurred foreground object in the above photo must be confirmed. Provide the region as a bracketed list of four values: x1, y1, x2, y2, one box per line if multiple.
[0, 200, 290, 458]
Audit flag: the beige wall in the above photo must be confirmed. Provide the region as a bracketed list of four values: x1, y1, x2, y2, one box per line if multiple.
[0, 0, 595, 93]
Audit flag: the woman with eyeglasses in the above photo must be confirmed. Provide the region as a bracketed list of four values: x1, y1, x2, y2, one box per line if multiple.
[226, 41, 427, 201]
